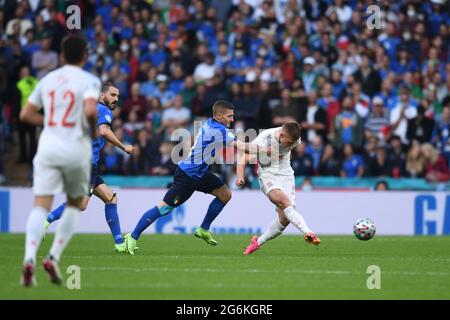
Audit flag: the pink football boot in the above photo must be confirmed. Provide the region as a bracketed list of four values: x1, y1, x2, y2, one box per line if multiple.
[243, 236, 261, 255]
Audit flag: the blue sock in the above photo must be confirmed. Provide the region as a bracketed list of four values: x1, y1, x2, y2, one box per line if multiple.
[47, 203, 66, 223]
[105, 203, 123, 244]
[131, 206, 161, 240]
[201, 198, 226, 230]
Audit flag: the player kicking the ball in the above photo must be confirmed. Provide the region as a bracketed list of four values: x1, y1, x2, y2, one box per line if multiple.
[20, 35, 100, 286]
[236, 122, 320, 255]
[43, 82, 134, 253]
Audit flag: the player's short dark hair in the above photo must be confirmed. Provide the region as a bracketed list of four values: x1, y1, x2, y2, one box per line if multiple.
[101, 82, 118, 93]
[212, 100, 234, 116]
[61, 34, 88, 64]
[282, 122, 301, 141]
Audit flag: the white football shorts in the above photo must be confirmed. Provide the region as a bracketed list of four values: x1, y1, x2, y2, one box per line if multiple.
[33, 157, 91, 199]
[258, 172, 296, 206]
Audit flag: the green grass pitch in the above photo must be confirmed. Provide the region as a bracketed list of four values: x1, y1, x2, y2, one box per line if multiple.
[0, 234, 449, 299]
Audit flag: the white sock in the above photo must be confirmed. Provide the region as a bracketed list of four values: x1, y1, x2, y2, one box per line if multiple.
[258, 218, 286, 246]
[24, 207, 48, 264]
[283, 206, 311, 234]
[49, 206, 80, 262]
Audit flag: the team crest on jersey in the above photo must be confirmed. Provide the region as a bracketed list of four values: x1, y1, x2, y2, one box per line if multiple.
[266, 181, 273, 187]
[227, 131, 235, 140]
[105, 115, 112, 123]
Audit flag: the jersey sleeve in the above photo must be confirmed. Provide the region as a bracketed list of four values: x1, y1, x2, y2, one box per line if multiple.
[97, 106, 113, 127]
[27, 80, 43, 110]
[83, 76, 101, 101]
[252, 130, 270, 147]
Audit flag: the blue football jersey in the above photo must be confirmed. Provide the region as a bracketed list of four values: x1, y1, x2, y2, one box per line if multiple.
[178, 118, 236, 179]
[91, 102, 113, 165]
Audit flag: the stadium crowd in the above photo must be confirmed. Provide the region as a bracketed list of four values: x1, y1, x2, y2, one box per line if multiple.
[0, 0, 449, 187]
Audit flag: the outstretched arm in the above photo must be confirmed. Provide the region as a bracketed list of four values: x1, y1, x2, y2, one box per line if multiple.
[99, 124, 134, 154]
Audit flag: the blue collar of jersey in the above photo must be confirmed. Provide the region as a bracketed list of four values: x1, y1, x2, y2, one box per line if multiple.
[211, 117, 229, 129]
[98, 101, 110, 109]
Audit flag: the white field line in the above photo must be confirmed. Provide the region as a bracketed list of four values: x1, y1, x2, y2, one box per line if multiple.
[79, 266, 450, 277]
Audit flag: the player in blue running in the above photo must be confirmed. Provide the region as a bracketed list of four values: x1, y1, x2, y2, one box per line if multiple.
[124, 100, 264, 254]
[43, 82, 134, 253]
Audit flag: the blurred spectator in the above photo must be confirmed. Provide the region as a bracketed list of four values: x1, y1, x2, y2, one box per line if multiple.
[364, 96, 390, 143]
[368, 144, 391, 177]
[0, 62, 5, 184]
[300, 56, 317, 94]
[350, 82, 371, 119]
[406, 105, 435, 144]
[147, 97, 163, 133]
[123, 110, 145, 142]
[334, 95, 364, 149]
[126, 144, 147, 176]
[234, 82, 260, 129]
[31, 34, 57, 79]
[302, 90, 327, 143]
[291, 143, 313, 177]
[318, 82, 340, 132]
[421, 143, 450, 182]
[193, 52, 216, 84]
[16, 65, 37, 163]
[318, 144, 340, 176]
[374, 180, 389, 191]
[150, 141, 177, 176]
[6, 5, 33, 37]
[123, 82, 147, 122]
[390, 85, 418, 144]
[388, 135, 407, 178]
[300, 176, 313, 191]
[406, 141, 424, 178]
[154, 74, 176, 109]
[433, 105, 450, 165]
[180, 76, 197, 107]
[305, 135, 324, 173]
[353, 53, 381, 98]
[191, 83, 208, 119]
[272, 88, 298, 126]
[162, 94, 191, 129]
[340, 144, 364, 178]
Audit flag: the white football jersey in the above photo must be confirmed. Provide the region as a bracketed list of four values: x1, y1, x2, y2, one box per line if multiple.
[253, 127, 301, 176]
[29, 64, 101, 166]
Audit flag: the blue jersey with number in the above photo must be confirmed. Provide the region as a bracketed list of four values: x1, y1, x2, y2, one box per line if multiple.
[178, 118, 236, 179]
[91, 102, 113, 165]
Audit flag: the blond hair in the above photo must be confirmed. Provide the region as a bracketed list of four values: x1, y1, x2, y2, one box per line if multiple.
[421, 143, 440, 165]
[406, 142, 424, 174]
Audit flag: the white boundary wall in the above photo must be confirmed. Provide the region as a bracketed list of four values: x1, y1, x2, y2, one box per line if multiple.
[1, 188, 449, 235]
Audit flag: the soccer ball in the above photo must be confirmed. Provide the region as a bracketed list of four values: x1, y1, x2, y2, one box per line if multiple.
[353, 218, 376, 241]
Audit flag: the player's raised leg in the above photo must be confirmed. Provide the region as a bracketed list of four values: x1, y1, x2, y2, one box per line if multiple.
[244, 208, 288, 255]
[93, 184, 125, 252]
[268, 189, 320, 245]
[22, 195, 53, 287]
[195, 184, 232, 245]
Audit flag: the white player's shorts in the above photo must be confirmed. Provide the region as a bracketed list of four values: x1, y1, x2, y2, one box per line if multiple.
[258, 173, 296, 206]
[32, 158, 91, 199]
